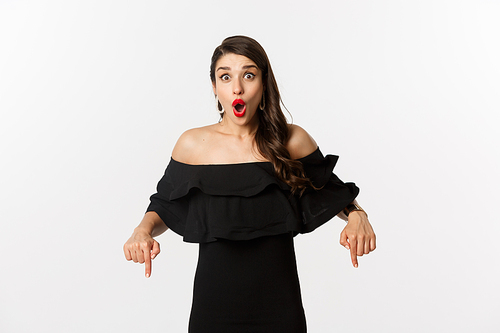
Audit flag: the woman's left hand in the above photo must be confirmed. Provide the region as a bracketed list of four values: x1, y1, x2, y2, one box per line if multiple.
[339, 211, 376, 268]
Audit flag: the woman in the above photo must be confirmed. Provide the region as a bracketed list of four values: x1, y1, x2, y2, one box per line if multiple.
[123, 36, 376, 332]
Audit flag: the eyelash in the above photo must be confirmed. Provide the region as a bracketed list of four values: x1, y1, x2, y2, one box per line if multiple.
[219, 73, 256, 81]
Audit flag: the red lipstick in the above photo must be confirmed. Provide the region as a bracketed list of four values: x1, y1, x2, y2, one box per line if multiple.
[232, 99, 246, 117]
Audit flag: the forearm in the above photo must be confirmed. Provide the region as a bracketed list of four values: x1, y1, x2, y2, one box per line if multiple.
[134, 211, 169, 237]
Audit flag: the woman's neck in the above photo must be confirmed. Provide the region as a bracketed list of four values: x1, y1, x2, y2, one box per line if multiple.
[217, 114, 260, 138]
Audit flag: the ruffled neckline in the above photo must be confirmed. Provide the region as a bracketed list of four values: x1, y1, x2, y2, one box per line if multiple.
[165, 147, 340, 200]
[167, 157, 284, 200]
[147, 146, 359, 243]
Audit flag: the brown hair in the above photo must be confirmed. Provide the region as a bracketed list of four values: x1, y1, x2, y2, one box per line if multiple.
[210, 36, 312, 195]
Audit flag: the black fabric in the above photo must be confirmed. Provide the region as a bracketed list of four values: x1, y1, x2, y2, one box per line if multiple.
[146, 148, 359, 331]
[188, 233, 306, 333]
[147, 147, 359, 243]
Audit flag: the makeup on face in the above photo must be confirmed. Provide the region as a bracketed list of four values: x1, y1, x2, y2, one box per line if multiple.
[232, 99, 246, 117]
[213, 54, 263, 123]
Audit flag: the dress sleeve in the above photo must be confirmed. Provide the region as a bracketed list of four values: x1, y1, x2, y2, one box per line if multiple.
[146, 160, 188, 237]
[297, 148, 359, 233]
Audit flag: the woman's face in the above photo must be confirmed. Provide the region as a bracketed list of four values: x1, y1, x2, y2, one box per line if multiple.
[212, 53, 264, 125]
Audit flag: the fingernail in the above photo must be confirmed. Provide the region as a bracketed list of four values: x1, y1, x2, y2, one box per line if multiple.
[146, 273, 150, 278]
[354, 264, 358, 268]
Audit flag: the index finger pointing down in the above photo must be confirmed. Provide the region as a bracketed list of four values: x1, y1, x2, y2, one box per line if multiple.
[144, 248, 152, 278]
[350, 239, 358, 268]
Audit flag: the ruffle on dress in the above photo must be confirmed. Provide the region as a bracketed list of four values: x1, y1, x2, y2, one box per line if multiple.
[146, 148, 359, 243]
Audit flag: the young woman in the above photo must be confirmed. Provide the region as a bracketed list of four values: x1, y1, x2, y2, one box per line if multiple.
[123, 35, 376, 332]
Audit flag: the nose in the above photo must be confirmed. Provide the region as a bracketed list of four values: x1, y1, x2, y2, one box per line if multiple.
[233, 78, 243, 95]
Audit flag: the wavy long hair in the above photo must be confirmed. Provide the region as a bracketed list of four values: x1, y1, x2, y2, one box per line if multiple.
[210, 36, 312, 195]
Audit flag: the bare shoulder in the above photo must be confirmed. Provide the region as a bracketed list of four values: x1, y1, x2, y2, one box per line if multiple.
[286, 124, 318, 159]
[171, 125, 215, 163]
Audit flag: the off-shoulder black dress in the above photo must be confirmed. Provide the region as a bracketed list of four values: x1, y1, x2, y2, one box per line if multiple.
[147, 148, 359, 333]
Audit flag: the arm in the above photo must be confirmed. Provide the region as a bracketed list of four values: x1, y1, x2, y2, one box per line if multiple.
[123, 211, 168, 278]
[124, 129, 196, 277]
[287, 124, 376, 267]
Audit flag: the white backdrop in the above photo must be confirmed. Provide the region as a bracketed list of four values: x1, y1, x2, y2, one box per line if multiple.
[1, 1, 499, 332]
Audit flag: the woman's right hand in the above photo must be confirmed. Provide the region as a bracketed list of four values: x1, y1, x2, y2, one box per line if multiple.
[123, 230, 161, 278]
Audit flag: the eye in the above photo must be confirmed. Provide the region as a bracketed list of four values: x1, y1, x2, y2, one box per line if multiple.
[244, 73, 255, 79]
[220, 74, 230, 81]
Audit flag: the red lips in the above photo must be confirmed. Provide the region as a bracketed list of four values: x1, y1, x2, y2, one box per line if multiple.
[232, 99, 246, 117]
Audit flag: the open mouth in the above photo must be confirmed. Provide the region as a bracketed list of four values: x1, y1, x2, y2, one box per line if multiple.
[232, 99, 246, 117]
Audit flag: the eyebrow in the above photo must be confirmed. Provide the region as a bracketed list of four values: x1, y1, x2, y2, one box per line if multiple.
[216, 65, 259, 72]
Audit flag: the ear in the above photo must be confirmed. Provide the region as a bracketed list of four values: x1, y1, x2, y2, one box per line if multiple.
[212, 82, 217, 96]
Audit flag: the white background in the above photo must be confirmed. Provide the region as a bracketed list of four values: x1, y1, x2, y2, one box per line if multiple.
[1, 1, 499, 332]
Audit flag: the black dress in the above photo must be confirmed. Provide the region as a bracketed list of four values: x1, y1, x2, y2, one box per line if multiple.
[147, 148, 359, 332]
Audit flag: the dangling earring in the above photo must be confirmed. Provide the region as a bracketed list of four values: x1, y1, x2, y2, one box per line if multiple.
[259, 94, 266, 110]
[215, 96, 224, 114]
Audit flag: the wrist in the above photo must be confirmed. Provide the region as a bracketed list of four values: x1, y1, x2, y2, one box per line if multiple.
[343, 203, 367, 218]
[133, 226, 153, 236]
[348, 210, 368, 218]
